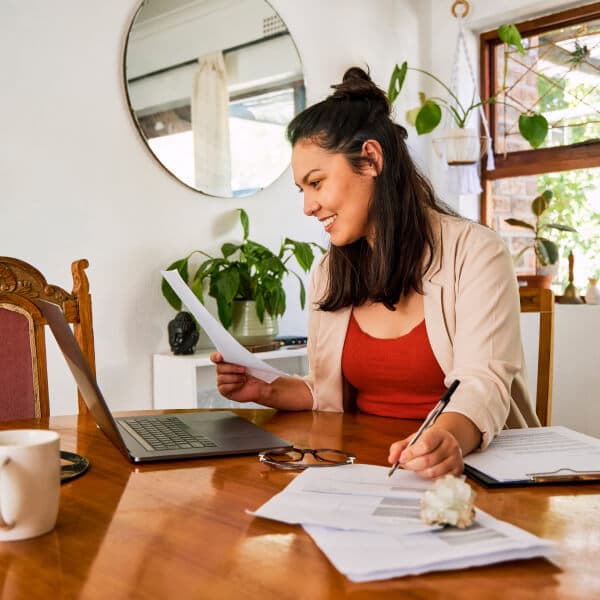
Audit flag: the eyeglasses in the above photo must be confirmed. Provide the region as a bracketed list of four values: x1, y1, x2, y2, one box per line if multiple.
[258, 447, 356, 470]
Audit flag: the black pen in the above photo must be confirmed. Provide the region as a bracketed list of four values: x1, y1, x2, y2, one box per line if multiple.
[388, 379, 460, 477]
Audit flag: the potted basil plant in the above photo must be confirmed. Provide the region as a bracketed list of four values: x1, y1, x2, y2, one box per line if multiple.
[388, 24, 550, 156]
[162, 209, 325, 345]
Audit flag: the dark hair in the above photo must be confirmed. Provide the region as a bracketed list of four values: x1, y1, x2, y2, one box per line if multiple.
[287, 66, 452, 311]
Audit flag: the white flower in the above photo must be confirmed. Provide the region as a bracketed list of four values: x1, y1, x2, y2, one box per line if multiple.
[420, 474, 476, 528]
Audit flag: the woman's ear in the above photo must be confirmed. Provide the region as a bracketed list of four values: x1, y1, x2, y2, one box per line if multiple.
[361, 139, 383, 176]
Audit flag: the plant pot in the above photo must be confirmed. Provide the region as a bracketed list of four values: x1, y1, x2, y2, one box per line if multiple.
[536, 263, 559, 278]
[229, 300, 278, 346]
[517, 274, 553, 289]
[432, 128, 487, 165]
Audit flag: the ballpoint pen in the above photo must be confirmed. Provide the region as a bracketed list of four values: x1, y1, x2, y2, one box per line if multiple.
[388, 379, 460, 477]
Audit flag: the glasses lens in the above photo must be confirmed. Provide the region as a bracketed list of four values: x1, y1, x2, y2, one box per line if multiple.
[314, 449, 353, 464]
[264, 449, 304, 463]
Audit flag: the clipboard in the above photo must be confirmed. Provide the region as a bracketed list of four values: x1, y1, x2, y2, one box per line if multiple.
[463, 425, 600, 488]
[465, 464, 600, 488]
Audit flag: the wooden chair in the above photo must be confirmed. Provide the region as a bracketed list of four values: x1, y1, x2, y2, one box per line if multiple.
[519, 287, 554, 426]
[0, 258, 95, 419]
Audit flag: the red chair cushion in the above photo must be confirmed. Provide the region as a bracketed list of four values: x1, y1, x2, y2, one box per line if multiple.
[0, 307, 37, 419]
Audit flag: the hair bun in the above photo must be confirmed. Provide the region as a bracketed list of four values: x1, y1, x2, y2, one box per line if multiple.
[330, 67, 389, 115]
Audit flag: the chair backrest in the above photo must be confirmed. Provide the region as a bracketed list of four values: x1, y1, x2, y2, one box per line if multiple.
[519, 287, 554, 426]
[0, 258, 95, 418]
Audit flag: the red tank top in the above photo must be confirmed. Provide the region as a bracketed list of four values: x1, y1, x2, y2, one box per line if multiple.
[341, 312, 446, 419]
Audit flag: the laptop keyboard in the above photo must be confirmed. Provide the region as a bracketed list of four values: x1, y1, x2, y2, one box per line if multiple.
[120, 416, 218, 452]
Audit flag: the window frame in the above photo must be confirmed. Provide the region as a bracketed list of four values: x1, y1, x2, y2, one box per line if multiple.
[479, 2, 600, 224]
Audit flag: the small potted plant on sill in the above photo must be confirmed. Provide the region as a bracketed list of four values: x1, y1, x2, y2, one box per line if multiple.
[161, 209, 325, 347]
[387, 24, 550, 159]
[504, 190, 577, 289]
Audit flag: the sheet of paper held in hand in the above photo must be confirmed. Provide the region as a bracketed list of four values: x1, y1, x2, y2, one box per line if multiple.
[464, 426, 600, 482]
[250, 464, 553, 582]
[161, 270, 285, 383]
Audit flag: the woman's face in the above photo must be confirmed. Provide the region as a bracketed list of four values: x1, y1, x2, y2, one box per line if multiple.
[291, 140, 379, 247]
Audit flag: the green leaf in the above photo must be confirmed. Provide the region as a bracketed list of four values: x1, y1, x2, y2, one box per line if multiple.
[216, 297, 233, 329]
[535, 238, 559, 265]
[212, 268, 240, 303]
[261, 256, 286, 277]
[543, 223, 578, 233]
[238, 208, 249, 240]
[498, 24, 526, 55]
[415, 101, 442, 134]
[255, 290, 265, 323]
[504, 218, 534, 230]
[519, 113, 548, 148]
[221, 243, 240, 258]
[387, 62, 407, 104]
[541, 189, 553, 201]
[190, 270, 205, 304]
[236, 265, 254, 300]
[244, 240, 273, 259]
[161, 257, 189, 311]
[286, 239, 314, 272]
[270, 286, 286, 317]
[406, 106, 420, 126]
[289, 270, 307, 309]
[531, 193, 549, 216]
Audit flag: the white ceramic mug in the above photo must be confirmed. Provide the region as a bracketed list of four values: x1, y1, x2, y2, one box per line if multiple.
[0, 429, 60, 541]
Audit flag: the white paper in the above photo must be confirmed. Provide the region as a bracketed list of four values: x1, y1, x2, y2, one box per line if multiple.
[250, 464, 554, 581]
[464, 426, 600, 482]
[304, 511, 553, 582]
[286, 464, 431, 495]
[161, 270, 285, 383]
[250, 465, 435, 534]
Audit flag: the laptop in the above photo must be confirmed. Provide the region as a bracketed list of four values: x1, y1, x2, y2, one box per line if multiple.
[38, 300, 293, 463]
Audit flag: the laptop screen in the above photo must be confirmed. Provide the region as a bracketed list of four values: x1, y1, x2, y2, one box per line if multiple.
[36, 299, 130, 455]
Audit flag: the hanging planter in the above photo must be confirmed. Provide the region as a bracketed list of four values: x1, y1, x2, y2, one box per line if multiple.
[432, 128, 488, 166]
[387, 1, 550, 196]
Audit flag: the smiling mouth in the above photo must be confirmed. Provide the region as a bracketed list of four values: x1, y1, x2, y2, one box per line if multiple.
[321, 215, 337, 229]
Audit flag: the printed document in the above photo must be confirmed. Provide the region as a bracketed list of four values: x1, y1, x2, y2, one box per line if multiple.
[251, 464, 435, 534]
[250, 464, 553, 581]
[305, 511, 552, 582]
[161, 270, 284, 383]
[464, 426, 600, 482]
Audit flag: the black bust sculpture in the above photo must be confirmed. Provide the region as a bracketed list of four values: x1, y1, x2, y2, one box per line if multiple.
[168, 311, 199, 355]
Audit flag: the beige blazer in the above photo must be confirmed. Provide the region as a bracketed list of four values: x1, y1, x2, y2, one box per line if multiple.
[300, 210, 540, 449]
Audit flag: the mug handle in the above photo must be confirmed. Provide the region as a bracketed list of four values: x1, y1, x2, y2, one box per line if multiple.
[0, 457, 15, 530]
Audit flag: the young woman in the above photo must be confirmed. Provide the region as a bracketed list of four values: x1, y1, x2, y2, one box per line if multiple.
[211, 67, 538, 479]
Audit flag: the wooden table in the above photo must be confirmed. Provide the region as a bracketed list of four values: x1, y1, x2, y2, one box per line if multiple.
[1, 410, 599, 600]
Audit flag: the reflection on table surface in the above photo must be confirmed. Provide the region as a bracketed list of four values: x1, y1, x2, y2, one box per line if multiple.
[0, 409, 598, 600]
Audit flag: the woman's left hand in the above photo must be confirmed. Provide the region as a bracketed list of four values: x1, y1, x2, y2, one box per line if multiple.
[388, 428, 464, 480]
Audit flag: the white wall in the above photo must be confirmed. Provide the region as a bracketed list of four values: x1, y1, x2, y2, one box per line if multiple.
[0, 0, 415, 414]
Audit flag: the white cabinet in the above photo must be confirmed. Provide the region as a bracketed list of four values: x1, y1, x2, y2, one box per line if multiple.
[520, 304, 600, 438]
[153, 347, 308, 409]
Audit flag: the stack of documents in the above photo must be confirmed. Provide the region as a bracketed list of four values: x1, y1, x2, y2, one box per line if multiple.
[464, 426, 600, 486]
[251, 465, 553, 582]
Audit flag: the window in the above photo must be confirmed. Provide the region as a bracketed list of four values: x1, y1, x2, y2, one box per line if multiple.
[481, 3, 600, 290]
[138, 83, 304, 197]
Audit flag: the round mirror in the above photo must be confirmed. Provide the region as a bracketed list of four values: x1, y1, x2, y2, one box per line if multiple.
[124, 0, 305, 198]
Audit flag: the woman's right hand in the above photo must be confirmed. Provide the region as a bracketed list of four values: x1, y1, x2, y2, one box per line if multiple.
[210, 352, 269, 404]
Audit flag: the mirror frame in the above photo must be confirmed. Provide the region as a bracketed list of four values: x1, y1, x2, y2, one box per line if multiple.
[122, 0, 306, 197]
